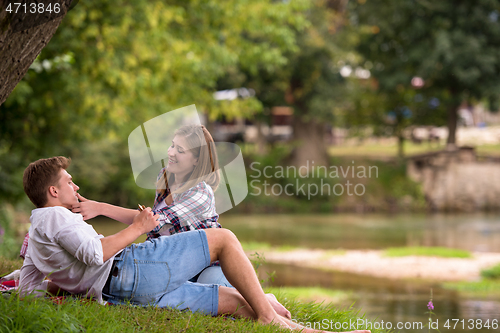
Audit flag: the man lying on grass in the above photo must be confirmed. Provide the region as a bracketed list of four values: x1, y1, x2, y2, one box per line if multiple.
[19, 156, 369, 333]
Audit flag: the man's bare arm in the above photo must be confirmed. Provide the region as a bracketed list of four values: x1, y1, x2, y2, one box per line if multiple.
[99, 207, 159, 262]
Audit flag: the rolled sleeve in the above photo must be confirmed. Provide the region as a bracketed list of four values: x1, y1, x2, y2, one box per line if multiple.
[56, 226, 104, 266]
[74, 237, 104, 266]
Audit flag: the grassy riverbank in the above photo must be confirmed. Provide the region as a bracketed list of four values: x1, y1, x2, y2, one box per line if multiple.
[443, 263, 500, 298]
[0, 257, 385, 333]
[383, 246, 472, 258]
[443, 280, 500, 298]
[328, 142, 500, 158]
[0, 293, 384, 333]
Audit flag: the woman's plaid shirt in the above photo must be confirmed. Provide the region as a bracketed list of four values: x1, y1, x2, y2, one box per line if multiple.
[146, 178, 221, 240]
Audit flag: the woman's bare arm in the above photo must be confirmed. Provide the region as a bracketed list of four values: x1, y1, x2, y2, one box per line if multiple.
[71, 193, 138, 225]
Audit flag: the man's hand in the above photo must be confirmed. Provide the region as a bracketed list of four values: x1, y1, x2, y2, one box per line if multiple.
[72, 193, 101, 220]
[131, 207, 160, 235]
[100, 207, 160, 262]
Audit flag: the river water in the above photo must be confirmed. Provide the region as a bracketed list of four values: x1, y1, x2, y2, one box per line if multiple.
[90, 213, 500, 333]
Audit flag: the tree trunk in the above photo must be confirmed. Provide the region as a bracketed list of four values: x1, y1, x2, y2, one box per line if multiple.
[289, 115, 329, 172]
[397, 133, 404, 158]
[446, 103, 459, 149]
[204, 112, 217, 137]
[255, 120, 267, 155]
[0, 0, 74, 105]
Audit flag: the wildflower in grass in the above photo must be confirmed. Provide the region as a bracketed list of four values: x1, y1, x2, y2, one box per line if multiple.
[425, 289, 440, 332]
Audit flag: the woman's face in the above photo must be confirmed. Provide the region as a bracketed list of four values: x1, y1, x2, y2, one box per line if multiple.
[167, 135, 198, 181]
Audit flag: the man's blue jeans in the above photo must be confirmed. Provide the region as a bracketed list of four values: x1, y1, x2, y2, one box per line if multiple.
[103, 230, 219, 315]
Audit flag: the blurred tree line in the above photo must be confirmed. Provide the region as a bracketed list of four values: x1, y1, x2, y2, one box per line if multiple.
[0, 0, 310, 207]
[350, 0, 500, 156]
[2, 0, 500, 211]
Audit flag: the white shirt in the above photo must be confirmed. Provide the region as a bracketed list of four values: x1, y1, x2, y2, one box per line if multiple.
[19, 206, 113, 302]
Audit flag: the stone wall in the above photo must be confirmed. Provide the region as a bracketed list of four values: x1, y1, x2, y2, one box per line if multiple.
[407, 148, 500, 211]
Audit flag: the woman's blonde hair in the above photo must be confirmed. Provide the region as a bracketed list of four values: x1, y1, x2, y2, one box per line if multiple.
[156, 125, 220, 197]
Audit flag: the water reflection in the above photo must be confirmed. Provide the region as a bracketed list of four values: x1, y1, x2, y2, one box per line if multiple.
[90, 213, 500, 252]
[263, 263, 500, 333]
[221, 213, 500, 252]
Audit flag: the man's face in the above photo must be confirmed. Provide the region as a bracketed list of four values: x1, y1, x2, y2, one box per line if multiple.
[54, 169, 80, 209]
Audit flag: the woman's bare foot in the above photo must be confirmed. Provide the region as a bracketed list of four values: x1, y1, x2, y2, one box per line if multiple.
[266, 293, 291, 319]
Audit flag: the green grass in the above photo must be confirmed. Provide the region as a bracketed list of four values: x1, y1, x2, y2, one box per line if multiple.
[265, 287, 352, 304]
[477, 143, 500, 156]
[0, 204, 30, 260]
[328, 141, 445, 158]
[320, 250, 346, 260]
[241, 241, 272, 252]
[0, 293, 259, 333]
[0, 257, 387, 332]
[241, 242, 302, 253]
[383, 246, 472, 258]
[0, 292, 387, 333]
[328, 141, 500, 158]
[274, 245, 301, 252]
[0, 257, 23, 277]
[442, 280, 500, 298]
[481, 263, 500, 279]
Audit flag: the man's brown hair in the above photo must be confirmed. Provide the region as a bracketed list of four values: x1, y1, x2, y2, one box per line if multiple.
[23, 156, 71, 208]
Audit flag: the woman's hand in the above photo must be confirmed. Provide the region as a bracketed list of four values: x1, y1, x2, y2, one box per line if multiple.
[71, 193, 102, 220]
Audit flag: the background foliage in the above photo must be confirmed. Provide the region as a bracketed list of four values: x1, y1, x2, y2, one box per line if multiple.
[0, 0, 309, 207]
[1, 0, 499, 223]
